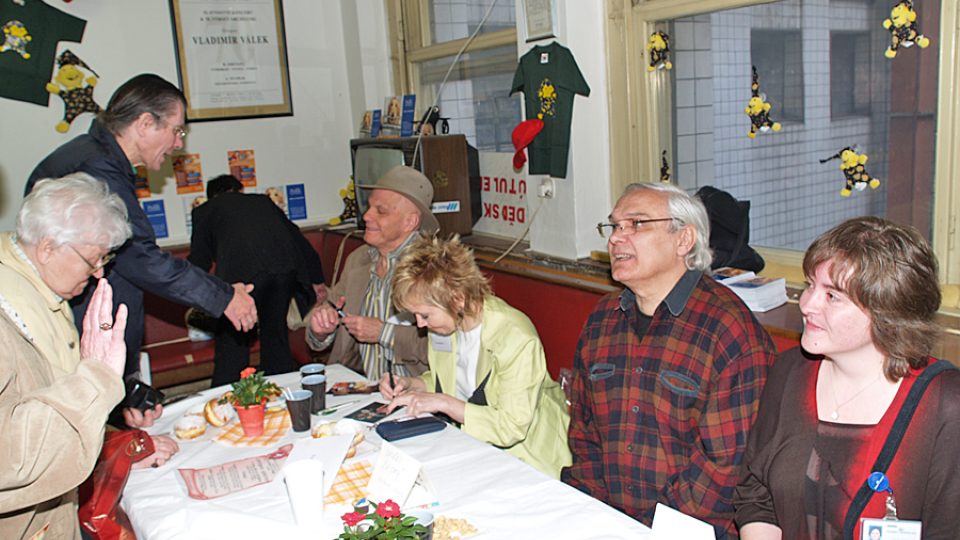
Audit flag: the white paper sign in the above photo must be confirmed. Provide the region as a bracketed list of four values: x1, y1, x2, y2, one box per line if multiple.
[652, 503, 716, 540]
[473, 152, 531, 238]
[366, 442, 436, 510]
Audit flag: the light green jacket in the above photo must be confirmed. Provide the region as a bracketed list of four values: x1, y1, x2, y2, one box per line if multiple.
[418, 295, 571, 478]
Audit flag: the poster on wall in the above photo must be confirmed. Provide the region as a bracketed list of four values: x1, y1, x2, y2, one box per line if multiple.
[142, 200, 169, 239]
[183, 193, 208, 235]
[473, 152, 530, 238]
[172, 153, 204, 194]
[134, 166, 152, 199]
[286, 183, 307, 221]
[170, 0, 293, 121]
[261, 185, 287, 215]
[227, 149, 257, 188]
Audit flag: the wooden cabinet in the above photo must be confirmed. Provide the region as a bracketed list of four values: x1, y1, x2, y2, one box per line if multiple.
[350, 135, 479, 236]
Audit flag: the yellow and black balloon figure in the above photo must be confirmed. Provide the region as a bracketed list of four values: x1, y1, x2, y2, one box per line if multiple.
[744, 66, 781, 139]
[329, 179, 358, 226]
[819, 146, 881, 197]
[46, 50, 102, 133]
[883, 0, 930, 58]
[646, 31, 672, 72]
[660, 150, 671, 183]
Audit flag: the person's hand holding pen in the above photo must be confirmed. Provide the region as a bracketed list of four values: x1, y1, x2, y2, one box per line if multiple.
[378, 372, 426, 400]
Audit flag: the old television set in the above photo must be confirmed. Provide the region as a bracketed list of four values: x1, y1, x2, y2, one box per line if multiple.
[350, 135, 481, 236]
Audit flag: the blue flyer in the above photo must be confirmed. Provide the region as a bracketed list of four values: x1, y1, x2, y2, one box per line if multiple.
[142, 200, 168, 239]
[371, 109, 382, 138]
[400, 94, 417, 136]
[286, 183, 307, 221]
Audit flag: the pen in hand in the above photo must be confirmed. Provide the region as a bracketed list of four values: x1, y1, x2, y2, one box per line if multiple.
[326, 299, 346, 318]
[387, 360, 396, 394]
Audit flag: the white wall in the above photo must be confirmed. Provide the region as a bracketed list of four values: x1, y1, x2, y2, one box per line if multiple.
[519, 0, 611, 260]
[2, 0, 614, 262]
[0, 0, 393, 245]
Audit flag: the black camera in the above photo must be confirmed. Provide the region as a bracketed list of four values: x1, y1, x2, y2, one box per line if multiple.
[124, 378, 164, 412]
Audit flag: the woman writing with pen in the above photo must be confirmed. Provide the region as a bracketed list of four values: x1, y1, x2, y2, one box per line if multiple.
[378, 236, 571, 478]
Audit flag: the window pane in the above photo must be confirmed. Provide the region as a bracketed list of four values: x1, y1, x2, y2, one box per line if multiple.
[417, 45, 522, 152]
[427, 0, 516, 45]
[665, 0, 938, 251]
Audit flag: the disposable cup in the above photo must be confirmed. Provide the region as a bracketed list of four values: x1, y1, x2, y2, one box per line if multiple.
[286, 389, 312, 432]
[301, 374, 327, 413]
[407, 510, 434, 540]
[299, 363, 326, 378]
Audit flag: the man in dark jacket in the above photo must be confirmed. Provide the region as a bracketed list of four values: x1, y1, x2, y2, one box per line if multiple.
[26, 74, 258, 396]
[190, 175, 325, 385]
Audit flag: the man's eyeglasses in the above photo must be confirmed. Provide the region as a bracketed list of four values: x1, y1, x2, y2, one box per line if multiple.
[596, 218, 676, 238]
[67, 244, 116, 273]
[172, 125, 187, 139]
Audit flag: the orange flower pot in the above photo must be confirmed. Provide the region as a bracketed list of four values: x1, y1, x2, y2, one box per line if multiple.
[234, 402, 266, 437]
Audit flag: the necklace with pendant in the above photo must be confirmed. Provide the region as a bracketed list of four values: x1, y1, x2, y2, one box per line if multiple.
[828, 362, 882, 421]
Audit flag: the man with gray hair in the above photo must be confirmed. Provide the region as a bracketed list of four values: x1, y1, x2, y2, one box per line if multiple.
[561, 182, 775, 539]
[306, 165, 436, 380]
[25, 74, 258, 406]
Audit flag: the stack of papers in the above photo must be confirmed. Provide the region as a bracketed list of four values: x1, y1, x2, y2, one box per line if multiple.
[712, 267, 788, 312]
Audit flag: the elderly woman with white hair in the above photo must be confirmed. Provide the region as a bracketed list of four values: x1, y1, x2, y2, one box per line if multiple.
[0, 173, 178, 540]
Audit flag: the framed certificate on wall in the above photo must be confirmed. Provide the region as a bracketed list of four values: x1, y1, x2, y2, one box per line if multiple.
[169, 0, 293, 121]
[523, 0, 556, 43]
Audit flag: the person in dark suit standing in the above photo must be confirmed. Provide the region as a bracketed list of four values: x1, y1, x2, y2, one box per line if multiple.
[189, 175, 326, 385]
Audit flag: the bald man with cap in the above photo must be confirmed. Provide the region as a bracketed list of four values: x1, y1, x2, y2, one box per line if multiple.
[307, 166, 438, 379]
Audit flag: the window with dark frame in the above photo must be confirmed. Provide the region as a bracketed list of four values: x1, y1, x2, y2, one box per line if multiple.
[830, 31, 872, 118]
[750, 29, 804, 123]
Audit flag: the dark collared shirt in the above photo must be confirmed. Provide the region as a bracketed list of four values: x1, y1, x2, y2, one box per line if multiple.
[562, 270, 775, 539]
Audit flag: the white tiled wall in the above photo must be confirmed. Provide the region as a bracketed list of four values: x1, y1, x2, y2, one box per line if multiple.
[670, 0, 892, 250]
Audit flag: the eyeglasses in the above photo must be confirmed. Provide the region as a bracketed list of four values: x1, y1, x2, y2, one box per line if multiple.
[66, 244, 116, 273]
[172, 125, 187, 139]
[596, 218, 676, 238]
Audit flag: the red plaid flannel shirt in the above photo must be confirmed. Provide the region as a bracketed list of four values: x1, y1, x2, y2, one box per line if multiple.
[562, 271, 775, 539]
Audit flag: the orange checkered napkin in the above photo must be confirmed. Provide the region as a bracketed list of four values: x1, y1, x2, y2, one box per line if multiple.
[324, 460, 373, 505]
[215, 409, 291, 447]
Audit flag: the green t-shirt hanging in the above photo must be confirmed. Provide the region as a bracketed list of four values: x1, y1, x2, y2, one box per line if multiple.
[510, 42, 590, 179]
[1, 0, 86, 106]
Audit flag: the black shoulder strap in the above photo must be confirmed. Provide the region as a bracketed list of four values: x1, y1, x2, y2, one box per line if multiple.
[842, 360, 956, 538]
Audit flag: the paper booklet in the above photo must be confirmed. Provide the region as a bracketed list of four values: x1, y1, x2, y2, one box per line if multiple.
[710, 266, 756, 285]
[365, 441, 438, 510]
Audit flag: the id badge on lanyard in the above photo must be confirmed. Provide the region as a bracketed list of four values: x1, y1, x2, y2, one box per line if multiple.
[858, 472, 922, 540]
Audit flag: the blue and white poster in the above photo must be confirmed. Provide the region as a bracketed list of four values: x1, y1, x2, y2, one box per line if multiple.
[142, 200, 169, 239]
[400, 94, 417, 136]
[286, 183, 307, 221]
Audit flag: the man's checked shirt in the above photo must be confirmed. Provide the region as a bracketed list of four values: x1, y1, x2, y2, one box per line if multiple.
[562, 270, 776, 539]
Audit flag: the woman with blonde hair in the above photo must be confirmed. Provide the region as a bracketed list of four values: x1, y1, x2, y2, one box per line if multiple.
[380, 235, 571, 478]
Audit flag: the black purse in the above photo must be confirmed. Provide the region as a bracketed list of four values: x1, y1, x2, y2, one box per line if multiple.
[376, 416, 447, 442]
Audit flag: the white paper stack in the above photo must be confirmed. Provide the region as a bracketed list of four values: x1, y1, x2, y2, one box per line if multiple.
[724, 275, 788, 312]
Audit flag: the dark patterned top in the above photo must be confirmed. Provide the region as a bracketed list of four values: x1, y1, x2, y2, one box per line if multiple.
[735, 347, 960, 539]
[562, 270, 775, 539]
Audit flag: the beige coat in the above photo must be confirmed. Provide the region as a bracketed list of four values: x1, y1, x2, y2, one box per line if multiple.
[0, 233, 124, 540]
[306, 242, 427, 376]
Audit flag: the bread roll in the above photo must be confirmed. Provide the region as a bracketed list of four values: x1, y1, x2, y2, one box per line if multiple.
[174, 415, 207, 440]
[203, 397, 233, 427]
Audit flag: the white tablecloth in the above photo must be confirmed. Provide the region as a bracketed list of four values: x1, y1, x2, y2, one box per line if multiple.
[122, 364, 651, 539]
